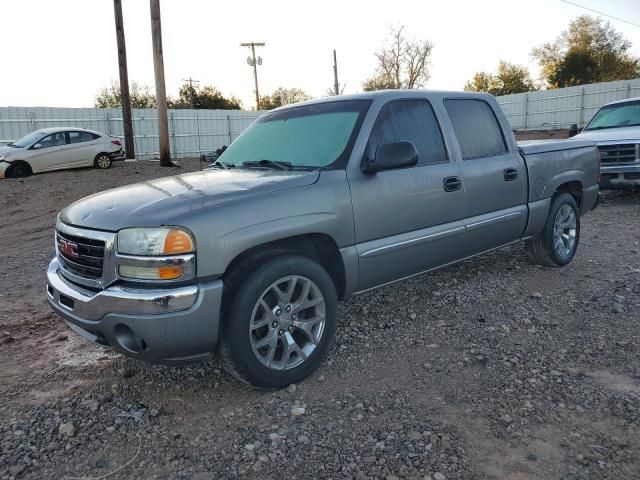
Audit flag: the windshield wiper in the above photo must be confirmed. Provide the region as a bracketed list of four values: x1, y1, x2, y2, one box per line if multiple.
[6, 143, 18, 148]
[242, 159, 292, 171]
[209, 160, 234, 169]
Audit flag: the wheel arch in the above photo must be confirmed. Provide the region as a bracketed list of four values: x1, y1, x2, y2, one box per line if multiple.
[7, 160, 33, 176]
[555, 180, 583, 209]
[223, 233, 347, 301]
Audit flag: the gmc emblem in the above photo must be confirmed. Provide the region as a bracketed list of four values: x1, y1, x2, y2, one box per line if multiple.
[59, 239, 79, 258]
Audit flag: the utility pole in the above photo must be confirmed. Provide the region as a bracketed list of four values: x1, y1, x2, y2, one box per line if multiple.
[333, 49, 340, 96]
[241, 42, 265, 110]
[182, 77, 200, 108]
[150, 0, 171, 166]
[113, 0, 135, 159]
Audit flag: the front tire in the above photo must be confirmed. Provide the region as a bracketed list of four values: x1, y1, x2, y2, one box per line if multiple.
[7, 162, 31, 178]
[219, 254, 337, 388]
[95, 154, 112, 169]
[526, 192, 580, 267]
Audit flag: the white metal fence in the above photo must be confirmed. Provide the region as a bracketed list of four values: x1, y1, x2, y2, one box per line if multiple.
[2, 79, 639, 153]
[496, 78, 640, 131]
[0, 107, 261, 159]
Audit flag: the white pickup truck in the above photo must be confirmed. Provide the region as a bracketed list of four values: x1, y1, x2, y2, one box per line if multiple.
[571, 97, 640, 190]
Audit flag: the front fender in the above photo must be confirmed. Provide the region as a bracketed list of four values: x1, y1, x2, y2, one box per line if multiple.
[175, 170, 355, 278]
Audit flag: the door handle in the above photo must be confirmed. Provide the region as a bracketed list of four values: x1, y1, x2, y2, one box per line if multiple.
[443, 176, 462, 192]
[503, 168, 518, 181]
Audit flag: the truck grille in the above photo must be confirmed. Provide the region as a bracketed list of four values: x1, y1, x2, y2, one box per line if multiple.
[56, 230, 105, 279]
[597, 144, 638, 164]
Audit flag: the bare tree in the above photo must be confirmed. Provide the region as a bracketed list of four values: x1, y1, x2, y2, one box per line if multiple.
[363, 26, 434, 91]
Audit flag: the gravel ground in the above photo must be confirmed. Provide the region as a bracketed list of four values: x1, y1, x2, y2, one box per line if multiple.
[0, 160, 639, 480]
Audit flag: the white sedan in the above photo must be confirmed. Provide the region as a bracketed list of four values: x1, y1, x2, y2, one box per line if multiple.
[0, 127, 125, 178]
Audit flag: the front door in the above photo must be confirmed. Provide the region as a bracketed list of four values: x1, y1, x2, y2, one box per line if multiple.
[347, 99, 467, 292]
[28, 132, 70, 172]
[444, 98, 528, 254]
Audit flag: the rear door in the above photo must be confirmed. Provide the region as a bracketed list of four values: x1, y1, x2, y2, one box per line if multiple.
[347, 98, 467, 291]
[27, 132, 70, 172]
[67, 131, 101, 167]
[444, 98, 527, 254]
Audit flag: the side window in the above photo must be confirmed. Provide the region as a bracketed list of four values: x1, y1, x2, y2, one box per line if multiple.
[69, 131, 98, 144]
[444, 99, 507, 159]
[367, 100, 448, 166]
[35, 132, 67, 149]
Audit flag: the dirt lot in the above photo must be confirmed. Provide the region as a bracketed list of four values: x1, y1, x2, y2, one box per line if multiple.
[1, 160, 639, 480]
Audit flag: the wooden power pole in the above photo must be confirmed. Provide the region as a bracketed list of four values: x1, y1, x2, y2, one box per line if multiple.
[241, 42, 265, 110]
[333, 49, 340, 96]
[150, 0, 171, 166]
[113, 0, 135, 159]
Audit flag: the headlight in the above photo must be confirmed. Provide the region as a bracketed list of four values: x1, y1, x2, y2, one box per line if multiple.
[116, 228, 196, 281]
[117, 227, 195, 256]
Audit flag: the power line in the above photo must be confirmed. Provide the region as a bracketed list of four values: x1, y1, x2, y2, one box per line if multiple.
[560, 0, 640, 28]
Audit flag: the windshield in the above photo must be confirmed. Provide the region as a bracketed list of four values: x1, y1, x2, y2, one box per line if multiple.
[218, 100, 371, 169]
[10, 130, 45, 148]
[585, 100, 640, 131]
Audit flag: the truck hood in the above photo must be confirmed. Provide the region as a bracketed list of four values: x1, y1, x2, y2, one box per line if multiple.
[573, 125, 640, 143]
[60, 168, 320, 231]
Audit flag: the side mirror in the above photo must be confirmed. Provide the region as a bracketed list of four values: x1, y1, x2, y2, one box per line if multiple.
[568, 124, 579, 137]
[362, 141, 418, 174]
[32, 143, 43, 150]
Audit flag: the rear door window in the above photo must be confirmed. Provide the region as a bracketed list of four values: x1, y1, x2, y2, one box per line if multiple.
[444, 99, 507, 159]
[68, 131, 99, 144]
[367, 99, 448, 166]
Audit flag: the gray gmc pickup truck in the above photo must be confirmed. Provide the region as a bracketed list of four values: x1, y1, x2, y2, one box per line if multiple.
[47, 91, 599, 388]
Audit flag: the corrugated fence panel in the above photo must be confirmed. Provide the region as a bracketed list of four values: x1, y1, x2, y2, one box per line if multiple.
[497, 78, 640, 130]
[0, 107, 262, 159]
[4, 79, 636, 147]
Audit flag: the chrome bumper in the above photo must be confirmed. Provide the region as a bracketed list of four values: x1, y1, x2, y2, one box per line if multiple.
[47, 258, 198, 320]
[46, 258, 223, 364]
[601, 162, 640, 174]
[600, 163, 640, 190]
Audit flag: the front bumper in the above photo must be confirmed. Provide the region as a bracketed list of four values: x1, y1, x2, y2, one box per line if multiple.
[600, 163, 640, 190]
[46, 258, 223, 364]
[0, 161, 10, 178]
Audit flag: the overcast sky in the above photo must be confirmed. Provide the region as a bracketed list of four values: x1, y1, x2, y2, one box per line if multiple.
[1, 0, 638, 109]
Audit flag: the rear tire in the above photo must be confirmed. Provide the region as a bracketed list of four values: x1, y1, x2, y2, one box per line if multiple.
[95, 154, 112, 169]
[219, 254, 337, 389]
[7, 162, 31, 178]
[526, 192, 580, 267]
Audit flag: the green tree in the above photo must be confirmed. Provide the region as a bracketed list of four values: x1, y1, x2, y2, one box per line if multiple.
[531, 15, 640, 88]
[94, 82, 157, 108]
[259, 87, 312, 110]
[171, 84, 241, 110]
[363, 25, 434, 91]
[464, 61, 537, 96]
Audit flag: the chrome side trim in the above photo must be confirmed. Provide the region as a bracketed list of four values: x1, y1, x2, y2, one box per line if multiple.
[353, 238, 525, 295]
[360, 226, 465, 258]
[466, 211, 522, 231]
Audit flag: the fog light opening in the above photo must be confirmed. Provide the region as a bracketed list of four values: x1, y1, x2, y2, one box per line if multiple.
[113, 324, 142, 354]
